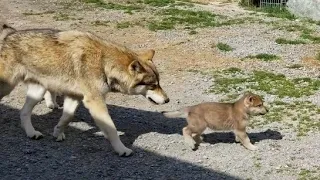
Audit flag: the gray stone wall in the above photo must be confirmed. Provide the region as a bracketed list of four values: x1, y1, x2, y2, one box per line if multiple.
[287, 0, 320, 21]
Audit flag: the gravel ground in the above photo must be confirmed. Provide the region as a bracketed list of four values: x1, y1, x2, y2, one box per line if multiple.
[0, 0, 320, 179]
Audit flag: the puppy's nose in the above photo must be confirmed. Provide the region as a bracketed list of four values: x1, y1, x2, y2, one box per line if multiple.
[165, 98, 170, 103]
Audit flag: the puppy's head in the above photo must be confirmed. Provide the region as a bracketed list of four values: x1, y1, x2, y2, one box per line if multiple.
[243, 92, 268, 116]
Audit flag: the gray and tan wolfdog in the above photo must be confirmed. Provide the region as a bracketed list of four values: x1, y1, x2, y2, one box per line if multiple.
[0, 24, 169, 156]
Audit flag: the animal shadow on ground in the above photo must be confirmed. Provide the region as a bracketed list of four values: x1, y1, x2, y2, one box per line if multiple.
[202, 129, 283, 145]
[0, 102, 241, 180]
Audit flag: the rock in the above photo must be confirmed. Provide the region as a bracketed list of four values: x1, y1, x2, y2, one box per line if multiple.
[287, 0, 320, 21]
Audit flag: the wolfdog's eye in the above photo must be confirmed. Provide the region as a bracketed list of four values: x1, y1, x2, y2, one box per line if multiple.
[257, 104, 262, 107]
[149, 84, 157, 90]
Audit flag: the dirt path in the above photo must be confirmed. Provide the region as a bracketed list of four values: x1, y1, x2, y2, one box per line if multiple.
[0, 0, 319, 179]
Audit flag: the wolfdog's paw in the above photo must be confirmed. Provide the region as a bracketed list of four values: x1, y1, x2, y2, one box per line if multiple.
[114, 145, 133, 157]
[53, 126, 65, 141]
[27, 131, 43, 140]
[46, 101, 59, 109]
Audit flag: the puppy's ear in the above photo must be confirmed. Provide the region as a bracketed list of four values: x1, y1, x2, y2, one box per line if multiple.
[138, 49, 155, 62]
[129, 60, 145, 74]
[245, 95, 255, 106]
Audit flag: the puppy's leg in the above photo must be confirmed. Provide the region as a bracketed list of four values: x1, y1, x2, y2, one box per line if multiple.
[183, 114, 207, 150]
[235, 135, 240, 142]
[53, 96, 79, 141]
[0, 81, 14, 101]
[193, 134, 203, 144]
[20, 83, 46, 139]
[183, 127, 197, 150]
[44, 91, 59, 109]
[234, 129, 257, 151]
[82, 94, 132, 156]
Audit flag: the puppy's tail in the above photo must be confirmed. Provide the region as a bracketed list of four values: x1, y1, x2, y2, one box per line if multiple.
[161, 108, 189, 118]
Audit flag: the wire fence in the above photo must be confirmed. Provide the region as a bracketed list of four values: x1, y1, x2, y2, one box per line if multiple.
[242, 0, 288, 8]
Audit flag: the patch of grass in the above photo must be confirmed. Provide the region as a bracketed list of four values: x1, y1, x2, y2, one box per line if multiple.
[258, 7, 296, 20]
[317, 52, 320, 61]
[273, 24, 313, 34]
[208, 68, 320, 98]
[53, 13, 71, 21]
[298, 168, 320, 180]
[250, 100, 320, 136]
[287, 64, 303, 69]
[23, 10, 55, 16]
[91, 20, 110, 26]
[216, 42, 233, 52]
[142, 0, 193, 7]
[143, 0, 175, 6]
[244, 53, 280, 61]
[116, 21, 132, 29]
[188, 30, 198, 35]
[300, 32, 320, 44]
[148, 8, 217, 31]
[275, 38, 307, 45]
[83, 0, 142, 13]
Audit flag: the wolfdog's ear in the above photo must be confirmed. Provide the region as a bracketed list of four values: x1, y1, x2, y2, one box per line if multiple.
[129, 60, 145, 74]
[138, 49, 155, 62]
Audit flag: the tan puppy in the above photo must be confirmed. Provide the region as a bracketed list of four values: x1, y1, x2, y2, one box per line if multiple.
[162, 92, 268, 151]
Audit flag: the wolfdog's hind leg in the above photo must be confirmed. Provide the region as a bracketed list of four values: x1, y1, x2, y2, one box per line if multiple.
[44, 91, 59, 109]
[53, 96, 79, 141]
[20, 83, 46, 139]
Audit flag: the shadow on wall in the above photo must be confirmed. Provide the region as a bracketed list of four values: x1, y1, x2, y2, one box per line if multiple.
[0, 103, 241, 179]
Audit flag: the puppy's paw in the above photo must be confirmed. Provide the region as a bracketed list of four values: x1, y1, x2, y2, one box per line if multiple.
[247, 145, 258, 151]
[27, 131, 43, 140]
[235, 136, 240, 143]
[185, 138, 197, 150]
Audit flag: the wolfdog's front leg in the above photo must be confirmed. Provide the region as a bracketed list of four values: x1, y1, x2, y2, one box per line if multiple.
[82, 95, 132, 156]
[20, 84, 46, 139]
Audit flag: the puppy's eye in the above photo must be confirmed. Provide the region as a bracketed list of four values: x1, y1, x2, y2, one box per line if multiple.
[257, 104, 263, 107]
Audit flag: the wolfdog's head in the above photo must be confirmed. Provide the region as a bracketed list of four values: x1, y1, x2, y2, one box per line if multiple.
[128, 49, 170, 105]
[106, 48, 169, 105]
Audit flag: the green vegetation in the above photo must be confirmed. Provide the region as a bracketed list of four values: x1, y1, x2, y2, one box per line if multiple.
[91, 20, 110, 26]
[83, 0, 142, 13]
[275, 38, 306, 45]
[244, 53, 280, 61]
[317, 52, 320, 61]
[23, 10, 55, 16]
[298, 168, 320, 180]
[142, 0, 193, 7]
[116, 21, 133, 29]
[259, 7, 296, 20]
[148, 8, 217, 31]
[216, 42, 233, 52]
[286, 64, 303, 69]
[300, 31, 320, 44]
[53, 13, 71, 21]
[208, 68, 320, 98]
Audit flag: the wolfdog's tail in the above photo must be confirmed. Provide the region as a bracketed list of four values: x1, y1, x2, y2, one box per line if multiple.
[161, 107, 189, 118]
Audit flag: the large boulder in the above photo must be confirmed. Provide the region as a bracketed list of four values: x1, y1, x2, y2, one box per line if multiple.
[287, 0, 320, 21]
